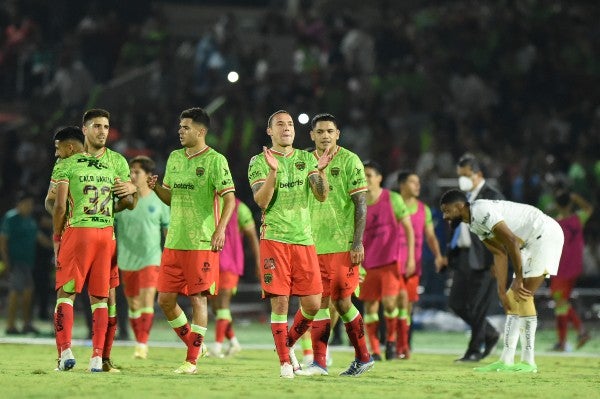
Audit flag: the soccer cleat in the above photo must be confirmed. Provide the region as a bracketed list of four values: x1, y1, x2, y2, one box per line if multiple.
[288, 346, 301, 373]
[339, 357, 375, 377]
[295, 362, 328, 376]
[371, 353, 382, 361]
[102, 358, 121, 372]
[134, 343, 148, 359]
[225, 341, 242, 357]
[385, 341, 397, 360]
[200, 342, 208, 359]
[397, 346, 411, 360]
[89, 356, 103, 372]
[173, 361, 197, 374]
[576, 332, 591, 349]
[57, 348, 76, 371]
[302, 354, 314, 368]
[550, 342, 566, 352]
[473, 360, 512, 372]
[505, 362, 537, 373]
[280, 362, 294, 379]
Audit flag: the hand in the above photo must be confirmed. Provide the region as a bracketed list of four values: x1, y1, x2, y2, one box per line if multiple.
[317, 146, 333, 171]
[434, 256, 447, 273]
[210, 229, 225, 252]
[113, 181, 137, 198]
[263, 147, 278, 171]
[350, 243, 364, 265]
[498, 291, 513, 313]
[405, 258, 416, 277]
[358, 265, 367, 284]
[53, 241, 60, 261]
[510, 277, 532, 300]
[147, 175, 159, 190]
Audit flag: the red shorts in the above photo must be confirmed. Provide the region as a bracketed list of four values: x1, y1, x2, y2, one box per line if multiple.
[56, 226, 115, 298]
[120, 266, 160, 297]
[318, 252, 359, 301]
[399, 274, 420, 302]
[260, 240, 322, 297]
[550, 276, 577, 301]
[110, 249, 119, 288]
[218, 270, 240, 291]
[358, 262, 400, 302]
[158, 248, 219, 296]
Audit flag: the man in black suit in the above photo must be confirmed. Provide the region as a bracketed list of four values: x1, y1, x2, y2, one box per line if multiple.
[446, 154, 504, 362]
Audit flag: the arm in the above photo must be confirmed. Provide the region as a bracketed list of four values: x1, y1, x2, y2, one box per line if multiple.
[147, 175, 172, 206]
[571, 192, 593, 217]
[37, 231, 53, 249]
[53, 182, 69, 258]
[399, 215, 416, 276]
[44, 182, 57, 214]
[113, 180, 137, 199]
[241, 222, 261, 280]
[211, 192, 236, 252]
[424, 223, 447, 272]
[490, 221, 529, 298]
[308, 147, 332, 202]
[482, 237, 513, 312]
[350, 191, 367, 265]
[252, 147, 278, 209]
[114, 194, 135, 212]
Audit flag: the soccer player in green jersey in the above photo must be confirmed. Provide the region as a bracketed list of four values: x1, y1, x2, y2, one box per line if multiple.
[248, 110, 332, 378]
[115, 156, 170, 360]
[295, 113, 374, 377]
[50, 126, 133, 372]
[81, 108, 136, 372]
[148, 107, 236, 375]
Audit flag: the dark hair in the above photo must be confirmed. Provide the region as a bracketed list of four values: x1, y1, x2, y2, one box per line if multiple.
[267, 110, 290, 128]
[363, 160, 383, 176]
[397, 170, 416, 185]
[129, 155, 156, 174]
[180, 107, 210, 129]
[54, 126, 85, 145]
[440, 189, 469, 206]
[555, 190, 571, 208]
[83, 108, 110, 125]
[311, 113, 337, 130]
[457, 153, 482, 174]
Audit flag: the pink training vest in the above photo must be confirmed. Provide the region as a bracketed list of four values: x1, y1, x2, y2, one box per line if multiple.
[556, 214, 584, 279]
[398, 200, 426, 276]
[363, 189, 400, 269]
[220, 199, 244, 276]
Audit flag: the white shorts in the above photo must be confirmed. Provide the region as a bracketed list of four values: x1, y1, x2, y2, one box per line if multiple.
[520, 218, 564, 278]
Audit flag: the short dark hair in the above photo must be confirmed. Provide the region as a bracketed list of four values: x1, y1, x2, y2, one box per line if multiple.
[555, 190, 571, 208]
[129, 155, 156, 174]
[363, 160, 383, 176]
[440, 189, 468, 206]
[54, 126, 85, 145]
[180, 107, 210, 129]
[311, 113, 337, 130]
[457, 153, 482, 174]
[267, 110, 290, 128]
[397, 170, 416, 185]
[83, 108, 110, 125]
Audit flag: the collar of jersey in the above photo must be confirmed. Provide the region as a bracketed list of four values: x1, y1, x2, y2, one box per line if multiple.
[185, 146, 210, 159]
[85, 147, 107, 158]
[270, 148, 295, 157]
[312, 145, 340, 159]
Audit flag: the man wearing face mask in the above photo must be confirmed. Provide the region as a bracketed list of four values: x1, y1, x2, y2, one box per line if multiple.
[446, 153, 504, 362]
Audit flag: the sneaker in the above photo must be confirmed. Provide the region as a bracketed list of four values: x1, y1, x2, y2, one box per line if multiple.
[302, 353, 314, 367]
[173, 361, 197, 374]
[576, 332, 591, 349]
[57, 348, 76, 371]
[295, 362, 328, 376]
[5, 327, 21, 335]
[22, 325, 40, 335]
[102, 358, 121, 372]
[473, 360, 513, 372]
[397, 346, 411, 360]
[288, 346, 301, 373]
[134, 343, 148, 359]
[225, 341, 242, 357]
[505, 362, 537, 373]
[339, 357, 375, 377]
[550, 342, 566, 352]
[385, 341, 397, 360]
[280, 362, 294, 379]
[89, 356, 102, 372]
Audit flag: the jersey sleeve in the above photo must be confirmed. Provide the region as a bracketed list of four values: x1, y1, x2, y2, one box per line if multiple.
[473, 201, 503, 232]
[237, 201, 255, 229]
[162, 152, 174, 189]
[213, 154, 235, 196]
[390, 191, 409, 220]
[159, 199, 170, 229]
[50, 159, 70, 185]
[114, 154, 131, 183]
[425, 204, 433, 226]
[347, 153, 367, 195]
[248, 154, 268, 188]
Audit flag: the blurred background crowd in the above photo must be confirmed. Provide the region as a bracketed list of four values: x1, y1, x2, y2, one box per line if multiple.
[1, 0, 599, 326]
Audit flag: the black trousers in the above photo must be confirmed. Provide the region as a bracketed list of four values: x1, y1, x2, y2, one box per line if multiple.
[448, 248, 498, 353]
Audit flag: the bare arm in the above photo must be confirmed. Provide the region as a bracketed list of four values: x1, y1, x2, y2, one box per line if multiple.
[308, 148, 332, 202]
[350, 191, 367, 265]
[53, 183, 69, 258]
[424, 223, 447, 272]
[399, 215, 416, 276]
[241, 222, 261, 279]
[147, 175, 171, 206]
[114, 194, 135, 212]
[252, 147, 278, 209]
[0, 234, 9, 273]
[211, 192, 236, 251]
[44, 183, 56, 214]
[571, 192, 594, 216]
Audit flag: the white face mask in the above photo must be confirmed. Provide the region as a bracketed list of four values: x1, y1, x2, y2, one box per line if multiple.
[458, 175, 474, 192]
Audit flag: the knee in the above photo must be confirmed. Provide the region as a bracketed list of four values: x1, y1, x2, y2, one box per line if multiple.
[157, 294, 175, 311]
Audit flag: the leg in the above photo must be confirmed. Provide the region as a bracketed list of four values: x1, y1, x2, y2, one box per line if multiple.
[89, 294, 109, 372]
[6, 290, 19, 333]
[363, 300, 381, 358]
[134, 286, 156, 358]
[381, 294, 398, 359]
[334, 296, 371, 364]
[22, 287, 35, 331]
[212, 288, 234, 357]
[466, 268, 498, 357]
[101, 287, 119, 371]
[396, 289, 410, 358]
[308, 295, 331, 368]
[270, 295, 291, 365]
[54, 286, 77, 370]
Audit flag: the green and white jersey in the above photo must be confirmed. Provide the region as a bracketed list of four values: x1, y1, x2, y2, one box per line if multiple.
[163, 147, 235, 250]
[115, 192, 170, 271]
[50, 153, 119, 228]
[248, 148, 318, 245]
[90, 147, 131, 183]
[309, 146, 367, 254]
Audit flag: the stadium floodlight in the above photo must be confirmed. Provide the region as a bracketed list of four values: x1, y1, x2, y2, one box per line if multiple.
[298, 113, 309, 125]
[227, 71, 239, 83]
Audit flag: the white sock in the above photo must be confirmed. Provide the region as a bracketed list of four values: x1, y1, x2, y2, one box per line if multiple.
[230, 336, 240, 346]
[499, 314, 520, 365]
[213, 342, 223, 353]
[520, 316, 537, 365]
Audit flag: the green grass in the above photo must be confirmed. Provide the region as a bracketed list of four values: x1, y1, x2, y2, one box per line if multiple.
[0, 318, 598, 399]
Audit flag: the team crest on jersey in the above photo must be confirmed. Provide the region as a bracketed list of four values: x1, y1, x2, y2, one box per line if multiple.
[264, 273, 273, 284]
[196, 167, 205, 177]
[295, 161, 306, 171]
[263, 258, 276, 270]
[202, 262, 211, 272]
[331, 167, 340, 177]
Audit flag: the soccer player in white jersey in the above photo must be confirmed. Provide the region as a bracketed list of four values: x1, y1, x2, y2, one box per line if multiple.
[440, 189, 564, 372]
